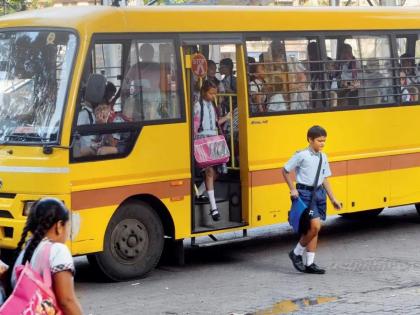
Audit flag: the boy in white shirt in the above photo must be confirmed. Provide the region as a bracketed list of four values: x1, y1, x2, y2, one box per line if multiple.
[282, 125, 342, 274]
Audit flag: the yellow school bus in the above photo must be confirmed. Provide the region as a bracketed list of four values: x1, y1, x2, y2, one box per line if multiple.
[0, 5, 419, 280]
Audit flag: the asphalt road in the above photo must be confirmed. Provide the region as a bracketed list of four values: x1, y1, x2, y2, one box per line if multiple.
[75, 205, 420, 315]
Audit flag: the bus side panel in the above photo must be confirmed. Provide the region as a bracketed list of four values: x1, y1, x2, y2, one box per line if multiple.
[70, 123, 191, 255]
[248, 106, 420, 220]
[347, 170, 389, 212]
[70, 205, 116, 255]
[70, 196, 191, 255]
[390, 161, 420, 207]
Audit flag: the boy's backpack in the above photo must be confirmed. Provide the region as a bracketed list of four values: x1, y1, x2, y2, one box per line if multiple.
[0, 243, 62, 315]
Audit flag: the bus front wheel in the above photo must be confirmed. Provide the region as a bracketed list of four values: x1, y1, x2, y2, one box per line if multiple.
[90, 200, 164, 281]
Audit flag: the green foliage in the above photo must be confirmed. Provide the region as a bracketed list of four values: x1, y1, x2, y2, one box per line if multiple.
[0, 0, 53, 15]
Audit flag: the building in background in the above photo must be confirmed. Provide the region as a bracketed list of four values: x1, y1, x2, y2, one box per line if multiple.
[1, 0, 419, 17]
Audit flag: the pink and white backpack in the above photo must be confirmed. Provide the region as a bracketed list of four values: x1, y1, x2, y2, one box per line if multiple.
[0, 243, 62, 315]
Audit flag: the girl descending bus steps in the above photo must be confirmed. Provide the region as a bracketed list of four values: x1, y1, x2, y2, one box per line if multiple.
[193, 80, 231, 221]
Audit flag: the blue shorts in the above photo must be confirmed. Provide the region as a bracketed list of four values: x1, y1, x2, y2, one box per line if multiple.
[298, 187, 327, 221]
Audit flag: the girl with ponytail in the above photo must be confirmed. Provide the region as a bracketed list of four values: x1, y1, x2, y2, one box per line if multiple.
[11, 198, 82, 315]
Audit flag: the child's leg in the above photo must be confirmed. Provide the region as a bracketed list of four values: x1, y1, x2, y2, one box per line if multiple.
[196, 181, 206, 196]
[302, 218, 325, 273]
[205, 167, 220, 221]
[299, 218, 321, 249]
[205, 167, 217, 210]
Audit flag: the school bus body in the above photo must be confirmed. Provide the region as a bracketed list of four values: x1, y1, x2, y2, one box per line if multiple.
[0, 6, 419, 279]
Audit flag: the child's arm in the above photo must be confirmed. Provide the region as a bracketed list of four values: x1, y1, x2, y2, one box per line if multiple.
[323, 178, 342, 210]
[0, 260, 8, 279]
[282, 168, 299, 199]
[218, 112, 231, 125]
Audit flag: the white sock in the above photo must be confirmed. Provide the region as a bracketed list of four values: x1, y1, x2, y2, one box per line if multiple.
[197, 182, 206, 196]
[306, 252, 315, 266]
[293, 243, 305, 256]
[207, 190, 217, 210]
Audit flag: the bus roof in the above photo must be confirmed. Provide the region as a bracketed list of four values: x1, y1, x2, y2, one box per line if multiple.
[1, 6, 420, 34]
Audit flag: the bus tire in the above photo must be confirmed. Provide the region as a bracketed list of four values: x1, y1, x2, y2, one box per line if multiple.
[91, 200, 164, 281]
[415, 203, 420, 215]
[339, 208, 383, 219]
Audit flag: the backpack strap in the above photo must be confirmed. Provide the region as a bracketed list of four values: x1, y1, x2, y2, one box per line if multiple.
[33, 241, 53, 288]
[198, 98, 224, 135]
[252, 79, 261, 92]
[212, 102, 224, 136]
[82, 106, 94, 125]
[198, 98, 204, 133]
[310, 154, 323, 208]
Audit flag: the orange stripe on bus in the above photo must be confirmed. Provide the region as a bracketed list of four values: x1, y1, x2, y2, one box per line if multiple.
[70, 152, 420, 210]
[251, 152, 420, 187]
[71, 179, 190, 211]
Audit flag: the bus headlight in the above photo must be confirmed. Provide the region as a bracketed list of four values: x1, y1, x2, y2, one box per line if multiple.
[23, 201, 36, 216]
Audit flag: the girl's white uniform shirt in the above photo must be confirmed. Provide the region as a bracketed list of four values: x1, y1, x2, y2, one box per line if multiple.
[11, 239, 75, 288]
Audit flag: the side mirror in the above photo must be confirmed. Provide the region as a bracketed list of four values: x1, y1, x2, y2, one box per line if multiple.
[85, 74, 106, 104]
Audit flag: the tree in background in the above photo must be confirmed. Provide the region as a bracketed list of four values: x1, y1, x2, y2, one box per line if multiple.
[1, 0, 53, 15]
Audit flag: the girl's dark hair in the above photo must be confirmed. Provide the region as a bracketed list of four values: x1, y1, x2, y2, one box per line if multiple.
[206, 60, 220, 85]
[207, 60, 216, 68]
[200, 80, 218, 98]
[104, 81, 117, 104]
[220, 58, 234, 72]
[15, 198, 69, 265]
[307, 125, 327, 140]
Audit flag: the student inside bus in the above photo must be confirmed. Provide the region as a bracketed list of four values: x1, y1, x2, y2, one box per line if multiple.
[267, 75, 287, 112]
[249, 62, 267, 113]
[92, 105, 126, 155]
[265, 40, 289, 110]
[124, 43, 161, 121]
[307, 41, 324, 108]
[74, 81, 121, 157]
[337, 43, 361, 106]
[288, 57, 311, 111]
[400, 53, 419, 86]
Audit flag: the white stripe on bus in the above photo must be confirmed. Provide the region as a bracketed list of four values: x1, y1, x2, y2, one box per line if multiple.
[0, 166, 69, 174]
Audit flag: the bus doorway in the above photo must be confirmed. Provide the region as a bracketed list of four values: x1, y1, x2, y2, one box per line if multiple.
[182, 39, 246, 233]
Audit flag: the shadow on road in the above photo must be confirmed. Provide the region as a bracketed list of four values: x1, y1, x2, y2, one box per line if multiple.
[74, 206, 420, 283]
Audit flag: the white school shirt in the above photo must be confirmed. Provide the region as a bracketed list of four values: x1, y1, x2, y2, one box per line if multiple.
[11, 239, 75, 288]
[77, 105, 96, 151]
[284, 147, 332, 187]
[268, 93, 287, 112]
[194, 100, 218, 137]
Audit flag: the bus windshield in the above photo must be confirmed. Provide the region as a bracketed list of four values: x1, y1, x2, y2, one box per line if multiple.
[0, 30, 77, 144]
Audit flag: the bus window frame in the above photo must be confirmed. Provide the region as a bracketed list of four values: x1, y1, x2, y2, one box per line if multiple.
[0, 27, 79, 147]
[245, 30, 414, 118]
[70, 33, 186, 163]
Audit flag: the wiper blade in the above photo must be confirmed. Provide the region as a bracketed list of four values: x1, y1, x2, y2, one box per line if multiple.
[5, 133, 49, 142]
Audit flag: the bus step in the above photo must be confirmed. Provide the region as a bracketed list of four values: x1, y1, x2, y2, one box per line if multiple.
[191, 235, 252, 248]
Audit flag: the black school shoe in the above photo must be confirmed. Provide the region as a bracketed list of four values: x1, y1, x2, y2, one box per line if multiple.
[304, 263, 326, 274]
[288, 251, 305, 272]
[209, 209, 221, 221]
[196, 194, 209, 202]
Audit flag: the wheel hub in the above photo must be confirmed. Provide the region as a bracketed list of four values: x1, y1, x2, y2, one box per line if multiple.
[111, 219, 148, 262]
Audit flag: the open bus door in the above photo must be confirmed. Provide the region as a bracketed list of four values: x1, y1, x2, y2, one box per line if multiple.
[181, 36, 249, 234]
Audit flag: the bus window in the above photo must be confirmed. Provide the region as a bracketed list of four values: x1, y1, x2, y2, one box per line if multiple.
[92, 43, 123, 111]
[330, 36, 394, 107]
[121, 40, 181, 121]
[0, 31, 76, 144]
[246, 37, 320, 114]
[396, 35, 420, 103]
